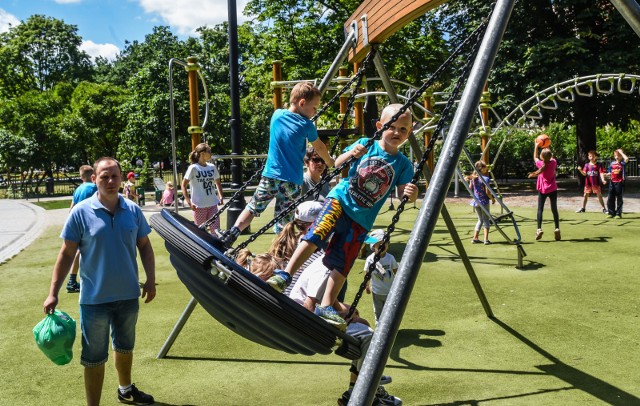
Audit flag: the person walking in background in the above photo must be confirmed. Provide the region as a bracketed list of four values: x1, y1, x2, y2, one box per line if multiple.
[181, 143, 225, 235]
[576, 150, 607, 213]
[606, 149, 629, 219]
[220, 82, 334, 245]
[528, 143, 561, 241]
[66, 165, 98, 293]
[465, 160, 495, 245]
[123, 172, 139, 204]
[43, 157, 157, 406]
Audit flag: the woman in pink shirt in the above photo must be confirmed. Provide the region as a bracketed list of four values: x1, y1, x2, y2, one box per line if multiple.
[528, 143, 560, 241]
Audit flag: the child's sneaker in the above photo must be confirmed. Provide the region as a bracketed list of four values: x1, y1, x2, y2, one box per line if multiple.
[471, 239, 482, 244]
[337, 387, 353, 406]
[380, 375, 392, 385]
[117, 383, 154, 405]
[535, 229, 543, 240]
[615, 215, 622, 219]
[315, 305, 347, 331]
[376, 385, 402, 405]
[575, 208, 585, 213]
[66, 281, 80, 293]
[602, 208, 608, 214]
[484, 240, 492, 245]
[554, 229, 561, 241]
[220, 226, 241, 247]
[266, 270, 292, 293]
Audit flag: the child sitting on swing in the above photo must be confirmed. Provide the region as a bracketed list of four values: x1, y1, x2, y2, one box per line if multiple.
[266, 104, 418, 330]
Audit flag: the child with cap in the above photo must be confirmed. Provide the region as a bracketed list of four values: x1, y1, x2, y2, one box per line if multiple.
[159, 181, 175, 206]
[123, 171, 139, 204]
[364, 229, 399, 324]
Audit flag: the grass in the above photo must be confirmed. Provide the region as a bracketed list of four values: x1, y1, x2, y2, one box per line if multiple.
[31, 199, 73, 210]
[1, 201, 639, 405]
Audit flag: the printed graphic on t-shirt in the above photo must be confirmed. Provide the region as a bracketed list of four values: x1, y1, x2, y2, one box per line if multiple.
[349, 157, 394, 208]
[194, 168, 217, 196]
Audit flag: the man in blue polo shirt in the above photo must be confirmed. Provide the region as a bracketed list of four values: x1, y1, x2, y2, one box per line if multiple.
[43, 157, 156, 406]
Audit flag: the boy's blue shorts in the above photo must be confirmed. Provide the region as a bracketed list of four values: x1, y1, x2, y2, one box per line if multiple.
[303, 198, 367, 277]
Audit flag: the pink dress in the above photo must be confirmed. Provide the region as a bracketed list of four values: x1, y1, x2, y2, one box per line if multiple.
[536, 158, 557, 194]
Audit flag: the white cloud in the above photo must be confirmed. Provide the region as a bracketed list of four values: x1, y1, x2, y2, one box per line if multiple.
[137, 0, 249, 36]
[81, 40, 120, 61]
[0, 9, 20, 33]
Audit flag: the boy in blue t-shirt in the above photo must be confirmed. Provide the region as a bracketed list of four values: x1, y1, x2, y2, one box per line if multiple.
[66, 165, 98, 293]
[267, 104, 418, 329]
[221, 82, 334, 244]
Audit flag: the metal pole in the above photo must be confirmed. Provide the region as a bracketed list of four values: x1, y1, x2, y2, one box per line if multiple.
[226, 0, 247, 231]
[610, 0, 640, 39]
[318, 31, 356, 95]
[350, 1, 516, 404]
[157, 297, 198, 358]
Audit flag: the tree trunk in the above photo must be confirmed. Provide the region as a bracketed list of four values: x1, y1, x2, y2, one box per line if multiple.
[574, 95, 597, 191]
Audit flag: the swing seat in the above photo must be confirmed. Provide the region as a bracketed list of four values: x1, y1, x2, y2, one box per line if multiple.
[150, 209, 361, 360]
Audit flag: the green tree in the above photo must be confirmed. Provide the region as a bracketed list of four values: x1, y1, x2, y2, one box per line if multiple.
[62, 81, 129, 164]
[0, 15, 92, 100]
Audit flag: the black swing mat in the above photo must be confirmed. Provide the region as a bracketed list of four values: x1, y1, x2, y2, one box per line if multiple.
[150, 209, 361, 360]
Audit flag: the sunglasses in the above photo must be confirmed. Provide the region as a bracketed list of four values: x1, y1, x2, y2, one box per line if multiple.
[310, 157, 325, 164]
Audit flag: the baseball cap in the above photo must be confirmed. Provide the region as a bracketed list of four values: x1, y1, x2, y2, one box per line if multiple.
[127, 172, 135, 180]
[366, 229, 386, 249]
[295, 201, 323, 223]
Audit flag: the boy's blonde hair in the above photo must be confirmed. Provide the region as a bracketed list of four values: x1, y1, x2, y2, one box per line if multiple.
[249, 253, 280, 281]
[380, 103, 412, 124]
[289, 82, 321, 104]
[79, 165, 94, 181]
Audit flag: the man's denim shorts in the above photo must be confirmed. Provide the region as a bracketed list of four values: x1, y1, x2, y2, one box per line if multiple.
[79, 299, 139, 367]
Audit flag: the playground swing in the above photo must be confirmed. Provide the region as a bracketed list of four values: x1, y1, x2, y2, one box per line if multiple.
[152, 12, 490, 359]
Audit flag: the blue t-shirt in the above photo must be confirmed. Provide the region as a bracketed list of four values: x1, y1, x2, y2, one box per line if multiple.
[262, 109, 318, 185]
[61, 194, 151, 305]
[328, 138, 414, 230]
[72, 182, 97, 205]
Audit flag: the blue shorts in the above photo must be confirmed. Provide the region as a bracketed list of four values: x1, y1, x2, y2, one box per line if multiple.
[79, 299, 139, 367]
[303, 198, 367, 277]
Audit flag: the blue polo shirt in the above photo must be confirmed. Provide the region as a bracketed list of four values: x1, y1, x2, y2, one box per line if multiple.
[61, 193, 151, 305]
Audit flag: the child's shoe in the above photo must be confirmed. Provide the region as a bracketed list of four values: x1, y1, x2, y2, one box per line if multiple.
[220, 226, 241, 247]
[554, 228, 561, 241]
[575, 208, 585, 213]
[484, 240, 492, 245]
[606, 214, 614, 218]
[376, 385, 403, 405]
[615, 215, 622, 219]
[535, 229, 543, 240]
[602, 208, 608, 214]
[315, 305, 347, 331]
[266, 270, 292, 293]
[66, 281, 80, 293]
[471, 239, 482, 244]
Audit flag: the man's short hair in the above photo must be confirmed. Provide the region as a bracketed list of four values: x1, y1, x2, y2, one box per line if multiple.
[93, 157, 121, 174]
[290, 82, 321, 104]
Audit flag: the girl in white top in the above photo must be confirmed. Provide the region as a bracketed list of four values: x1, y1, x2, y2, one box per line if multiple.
[181, 143, 224, 234]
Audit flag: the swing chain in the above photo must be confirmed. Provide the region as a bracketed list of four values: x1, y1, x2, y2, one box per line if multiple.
[200, 158, 266, 230]
[344, 17, 490, 322]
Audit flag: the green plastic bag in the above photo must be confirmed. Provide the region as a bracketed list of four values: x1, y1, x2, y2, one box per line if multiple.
[33, 310, 76, 365]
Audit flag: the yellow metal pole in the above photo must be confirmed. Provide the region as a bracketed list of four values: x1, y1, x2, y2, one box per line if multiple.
[186, 56, 202, 151]
[272, 60, 283, 110]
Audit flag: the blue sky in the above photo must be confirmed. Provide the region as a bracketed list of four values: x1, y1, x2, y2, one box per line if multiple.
[0, 0, 248, 60]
